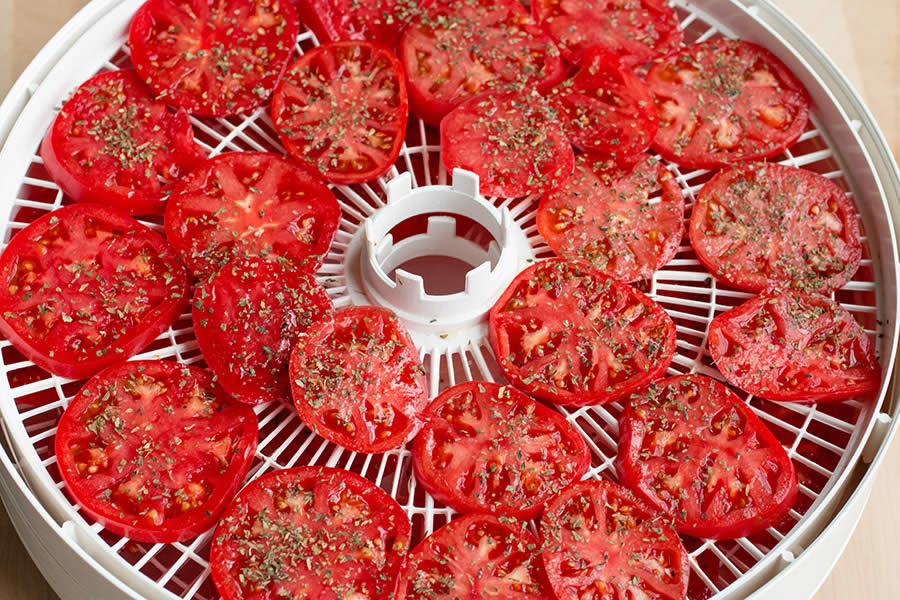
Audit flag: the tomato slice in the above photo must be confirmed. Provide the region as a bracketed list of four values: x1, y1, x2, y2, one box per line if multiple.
[541, 480, 689, 600]
[193, 257, 333, 405]
[399, 0, 566, 125]
[293, 0, 431, 47]
[407, 513, 551, 599]
[0, 204, 190, 380]
[211, 466, 411, 600]
[164, 151, 340, 281]
[617, 374, 799, 539]
[441, 92, 574, 198]
[708, 289, 881, 402]
[646, 39, 811, 169]
[537, 154, 684, 282]
[548, 46, 658, 158]
[411, 381, 588, 519]
[290, 306, 428, 453]
[489, 259, 676, 406]
[55, 360, 258, 543]
[40, 70, 205, 215]
[689, 163, 862, 293]
[532, 0, 683, 66]
[271, 41, 408, 184]
[129, 0, 299, 117]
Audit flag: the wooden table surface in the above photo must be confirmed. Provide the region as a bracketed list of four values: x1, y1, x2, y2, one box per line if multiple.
[0, 0, 898, 598]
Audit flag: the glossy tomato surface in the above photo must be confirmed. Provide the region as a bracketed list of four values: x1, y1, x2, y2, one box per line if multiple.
[272, 41, 408, 184]
[708, 289, 881, 402]
[541, 480, 689, 600]
[211, 466, 411, 600]
[129, 0, 299, 116]
[165, 151, 340, 280]
[537, 154, 684, 282]
[407, 513, 551, 599]
[290, 306, 428, 453]
[489, 259, 676, 406]
[441, 92, 574, 198]
[647, 39, 811, 169]
[399, 0, 565, 125]
[55, 360, 258, 543]
[617, 374, 799, 539]
[412, 381, 588, 519]
[0, 204, 189, 379]
[689, 162, 862, 293]
[294, 0, 431, 47]
[193, 257, 333, 405]
[40, 70, 205, 215]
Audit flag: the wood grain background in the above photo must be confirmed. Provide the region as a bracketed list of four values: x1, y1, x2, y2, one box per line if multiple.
[0, 0, 897, 598]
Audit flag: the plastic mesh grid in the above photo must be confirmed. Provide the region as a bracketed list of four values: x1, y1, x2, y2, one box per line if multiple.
[0, 2, 885, 599]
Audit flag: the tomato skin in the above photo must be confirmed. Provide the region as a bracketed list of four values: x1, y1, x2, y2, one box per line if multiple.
[0, 204, 190, 380]
[708, 289, 881, 402]
[55, 360, 258, 543]
[211, 466, 411, 600]
[40, 70, 205, 215]
[617, 374, 799, 539]
[294, 0, 432, 47]
[489, 259, 676, 406]
[689, 163, 862, 293]
[272, 41, 408, 185]
[411, 381, 588, 520]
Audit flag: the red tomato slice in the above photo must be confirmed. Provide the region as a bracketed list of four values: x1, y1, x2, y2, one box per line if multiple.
[399, 0, 566, 125]
[537, 154, 684, 282]
[271, 41, 408, 184]
[55, 360, 258, 543]
[290, 306, 428, 453]
[617, 374, 799, 539]
[708, 289, 881, 402]
[193, 257, 333, 405]
[165, 151, 340, 281]
[441, 92, 574, 198]
[532, 0, 683, 66]
[0, 204, 190, 380]
[40, 70, 205, 215]
[411, 381, 588, 520]
[689, 163, 862, 293]
[489, 259, 676, 406]
[540, 480, 689, 600]
[548, 46, 658, 158]
[646, 39, 811, 169]
[129, 0, 299, 117]
[407, 513, 551, 599]
[211, 466, 411, 600]
[293, 0, 431, 47]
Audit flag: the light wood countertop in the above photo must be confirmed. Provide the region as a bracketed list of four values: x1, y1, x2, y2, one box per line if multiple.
[0, 0, 897, 598]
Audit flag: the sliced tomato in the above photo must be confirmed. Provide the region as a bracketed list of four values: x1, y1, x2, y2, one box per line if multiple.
[399, 0, 566, 125]
[532, 0, 683, 66]
[441, 92, 574, 198]
[541, 480, 689, 600]
[489, 259, 676, 406]
[617, 374, 799, 539]
[412, 381, 588, 519]
[40, 70, 205, 215]
[407, 513, 551, 599]
[193, 257, 332, 405]
[689, 163, 862, 293]
[646, 39, 811, 169]
[290, 306, 428, 453]
[165, 151, 340, 281]
[55, 360, 257, 543]
[0, 204, 189, 379]
[537, 154, 684, 282]
[129, 0, 299, 116]
[211, 466, 411, 600]
[708, 289, 881, 402]
[294, 0, 431, 47]
[271, 41, 408, 184]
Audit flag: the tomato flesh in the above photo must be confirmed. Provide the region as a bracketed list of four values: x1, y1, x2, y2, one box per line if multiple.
[294, 0, 431, 47]
[55, 360, 258, 543]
